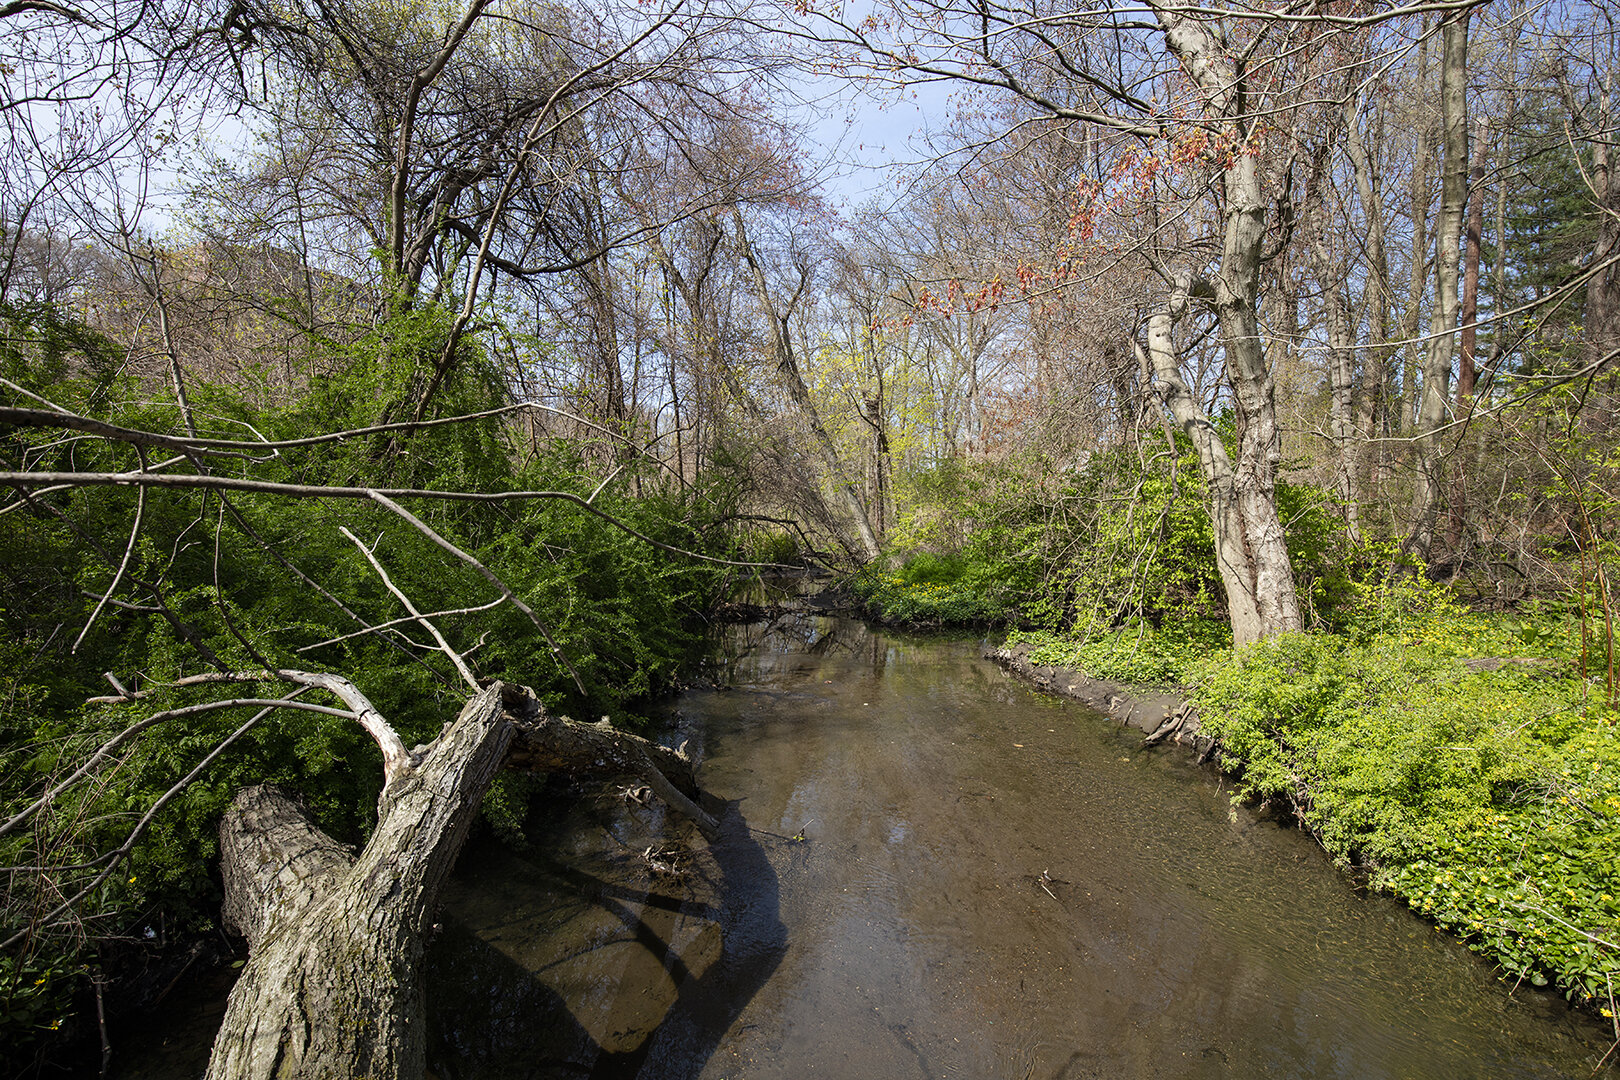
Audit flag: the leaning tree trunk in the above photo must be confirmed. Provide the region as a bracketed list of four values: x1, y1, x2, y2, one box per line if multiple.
[731, 208, 882, 563]
[205, 683, 715, 1080]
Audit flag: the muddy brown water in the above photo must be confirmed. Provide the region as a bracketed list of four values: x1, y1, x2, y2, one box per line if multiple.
[118, 613, 1616, 1078]
[422, 615, 1612, 1080]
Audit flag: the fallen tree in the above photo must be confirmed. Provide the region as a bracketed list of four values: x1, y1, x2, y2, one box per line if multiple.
[204, 679, 717, 1080]
[0, 381, 744, 1076]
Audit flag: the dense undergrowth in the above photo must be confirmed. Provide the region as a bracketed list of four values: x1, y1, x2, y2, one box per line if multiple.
[1012, 584, 1620, 1011]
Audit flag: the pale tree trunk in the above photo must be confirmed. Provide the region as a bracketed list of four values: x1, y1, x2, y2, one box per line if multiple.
[646, 226, 767, 488]
[1402, 27, 1433, 437]
[1308, 143, 1362, 540]
[205, 683, 716, 1080]
[204, 685, 513, 1080]
[1147, 6, 1304, 647]
[1409, 10, 1470, 560]
[731, 208, 881, 563]
[1319, 258, 1362, 542]
[1139, 277, 1300, 647]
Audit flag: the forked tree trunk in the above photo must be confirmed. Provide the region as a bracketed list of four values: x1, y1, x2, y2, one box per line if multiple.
[205, 683, 714, 1080]
[1146, 4, 1305, 647]
[1139, 281, 1301, 648]
[204, 685, 512, 1080]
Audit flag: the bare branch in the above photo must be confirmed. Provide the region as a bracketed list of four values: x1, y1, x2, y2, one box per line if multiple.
[0, 694, 355, 840]
[0, 470, 786, 568]
[72, 456, 146, 654]
[0, 691, 318, 952]
[364, 491, 588, 696]
[295, 598, 505, 654]
[339, 525, 479, 691]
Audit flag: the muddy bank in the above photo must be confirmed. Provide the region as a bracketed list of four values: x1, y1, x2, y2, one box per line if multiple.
[984, 639, 1208, 752]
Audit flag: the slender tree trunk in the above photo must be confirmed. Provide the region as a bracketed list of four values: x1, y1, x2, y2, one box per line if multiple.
[1403, 26, 1433, 437]
[1409, 10, 1470, 560]
[1583, 79, 1620, 431]
[1446, 117, 1489, 552]
[1323, 267, 1362, 541]
[1139, 278, 1299, 646]
[1346, 104, 1392, 506]
[731, 209, 881, 563]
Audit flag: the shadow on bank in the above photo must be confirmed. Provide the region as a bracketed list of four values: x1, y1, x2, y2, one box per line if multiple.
[425, 797, 786, 1080]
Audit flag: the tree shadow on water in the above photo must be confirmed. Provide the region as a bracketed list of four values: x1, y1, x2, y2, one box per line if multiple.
[426, 800, 786, 1080]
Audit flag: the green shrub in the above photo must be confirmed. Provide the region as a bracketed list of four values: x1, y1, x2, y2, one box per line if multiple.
[0, 303, 735, 1056]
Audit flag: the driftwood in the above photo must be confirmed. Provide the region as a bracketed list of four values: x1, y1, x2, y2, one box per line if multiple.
[1142, 702, 1199, 747]
[205, 682, 716, 1080]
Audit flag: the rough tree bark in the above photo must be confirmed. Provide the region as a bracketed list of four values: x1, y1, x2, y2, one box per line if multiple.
[205, 682, 715, 1080]
[1579, 76, 1620, 430]
[1142, 4, 1305, 647]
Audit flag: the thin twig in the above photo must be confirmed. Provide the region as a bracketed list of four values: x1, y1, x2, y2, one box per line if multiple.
[296, 598, 505, 653]
[366, 491, 589, 695]
[0, 691, 315, 951]
[73, 466, 146, 655]
[0, 696, 355, 839]
[339, 525, 479, 691]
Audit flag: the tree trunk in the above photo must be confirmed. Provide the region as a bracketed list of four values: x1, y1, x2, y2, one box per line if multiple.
[1400, 25, 1434, 438]
[1446, 117, 1489, 552]
[1139, 277, 1301, 648]
[1323, 269, 1362, 542]
[206, 683, 715, 1080]
[731, 208, 882, 563]
[1408, 10, 1470, 560]
[1583, 80, 1620, 431]
[1346, 102, 1392, 507]
[1149, 4, 1305, 647]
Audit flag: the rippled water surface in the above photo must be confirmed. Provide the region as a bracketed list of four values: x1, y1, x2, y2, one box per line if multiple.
[424, 616, 1616, 1080]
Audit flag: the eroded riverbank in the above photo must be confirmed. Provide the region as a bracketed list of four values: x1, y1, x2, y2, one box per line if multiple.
[983, 638, 1195, 740]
